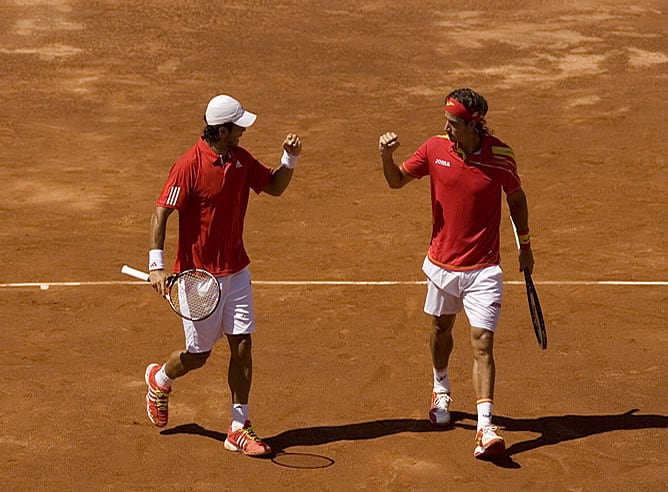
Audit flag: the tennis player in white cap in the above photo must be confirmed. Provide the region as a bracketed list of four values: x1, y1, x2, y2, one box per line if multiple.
[143, 94, 301, 457]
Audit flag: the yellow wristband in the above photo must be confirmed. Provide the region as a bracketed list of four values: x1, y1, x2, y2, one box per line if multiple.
[517, 228, 531, 250]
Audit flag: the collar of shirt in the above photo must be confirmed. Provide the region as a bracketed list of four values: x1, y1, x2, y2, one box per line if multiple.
[197, 137, 222, 164]
[455, 135, 488, 162]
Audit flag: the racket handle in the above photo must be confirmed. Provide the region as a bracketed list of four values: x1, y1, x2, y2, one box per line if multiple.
[121, 265, 150, 282]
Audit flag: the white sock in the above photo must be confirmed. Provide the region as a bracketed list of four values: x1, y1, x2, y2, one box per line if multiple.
[155, 365, 173, 388]
[477, 399, 493, 430]
[231, 404, 249, 431]
[433, 367, 451, 394]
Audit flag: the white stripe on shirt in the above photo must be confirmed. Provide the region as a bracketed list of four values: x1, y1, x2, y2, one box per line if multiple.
[166, 186, 181, 206]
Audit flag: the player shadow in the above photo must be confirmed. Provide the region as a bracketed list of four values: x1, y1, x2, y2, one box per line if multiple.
[161, 408, 666, 467]
[161, 419, 443, 463]
[452, 408, 668, 463]
[490, 408, 667, 457]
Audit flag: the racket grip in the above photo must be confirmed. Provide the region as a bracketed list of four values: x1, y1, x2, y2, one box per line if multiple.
[121, 265, 150, 282]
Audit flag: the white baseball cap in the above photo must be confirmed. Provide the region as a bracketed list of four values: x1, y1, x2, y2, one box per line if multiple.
[205, 95, 257, 127]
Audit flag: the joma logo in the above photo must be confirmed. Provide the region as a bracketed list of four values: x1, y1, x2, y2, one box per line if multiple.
[435, 158, 451, 167]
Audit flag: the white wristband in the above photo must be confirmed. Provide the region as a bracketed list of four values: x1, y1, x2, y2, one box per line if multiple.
[281, 149, 298, 169]
[148, 249, 164, 271]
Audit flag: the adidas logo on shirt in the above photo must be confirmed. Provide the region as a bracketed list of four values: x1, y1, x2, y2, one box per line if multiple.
[235, 160, 243, 168]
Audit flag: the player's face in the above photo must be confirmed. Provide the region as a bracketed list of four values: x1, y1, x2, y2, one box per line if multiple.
[444, 113, 474, 144]
[221, 124, 246, 146]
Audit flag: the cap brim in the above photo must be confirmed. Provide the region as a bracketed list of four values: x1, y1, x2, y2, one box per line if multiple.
[234, 111, 256, 128]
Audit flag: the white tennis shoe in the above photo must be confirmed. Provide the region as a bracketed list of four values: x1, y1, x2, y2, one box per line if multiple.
[474, 425, 506, 459]
[429, 392, 453, 426]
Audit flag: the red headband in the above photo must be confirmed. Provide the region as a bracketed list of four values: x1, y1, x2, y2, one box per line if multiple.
[444, 98, 480, 122]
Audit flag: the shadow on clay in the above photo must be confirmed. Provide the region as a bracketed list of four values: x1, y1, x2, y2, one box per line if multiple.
[161, 408, 667, 468]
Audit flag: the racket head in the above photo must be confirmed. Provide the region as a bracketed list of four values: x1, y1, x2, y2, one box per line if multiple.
[524, 270, 547, 350]
[165, 269, 221, 321]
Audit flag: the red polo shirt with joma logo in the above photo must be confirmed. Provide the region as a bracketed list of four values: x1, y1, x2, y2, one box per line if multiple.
[402, 133, 522, 271]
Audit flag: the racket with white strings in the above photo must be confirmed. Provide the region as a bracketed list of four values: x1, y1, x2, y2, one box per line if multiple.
[121, 265, 221, 321]
[511, 222, 547, 350]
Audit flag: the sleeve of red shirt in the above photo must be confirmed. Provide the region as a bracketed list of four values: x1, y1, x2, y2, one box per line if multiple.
[156, 156, 195, 210]
[401, 140, 430, 179]
[246, 151, 273, 194]
[499, 146, 522, 196]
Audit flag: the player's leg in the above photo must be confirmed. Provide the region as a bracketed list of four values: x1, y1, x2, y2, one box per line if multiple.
[145, 278, 225, 428]
[428, 314, 457, 426]
[462, 265, 505, 458]
[470, 327, 504, 458]
[422, 257, 463, 426]
[220, 267, 271, 456]
[226, 333, 252, 405]
[164, 349, 211, 378]
[471, 326, 495, 404]
[431, 314, 456, 370]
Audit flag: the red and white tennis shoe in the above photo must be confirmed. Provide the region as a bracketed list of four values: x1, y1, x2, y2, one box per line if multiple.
[224, 420, 272, 457]
[429, 392, 453, 426]
[144, 363, 171, 427]
[474, 425, 506, 459]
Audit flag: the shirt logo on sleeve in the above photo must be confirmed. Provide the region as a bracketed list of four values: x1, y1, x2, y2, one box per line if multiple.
[435, 158, 451, 167]
[166, 186, 181, 206]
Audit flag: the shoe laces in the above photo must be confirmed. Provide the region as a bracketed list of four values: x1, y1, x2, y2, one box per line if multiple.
[241, 424, 262, 443]
[434, 393, 452, 409]
[482, 425, 498, 434]
[478, 425, 500, 443]
[153, 388, 169, 411]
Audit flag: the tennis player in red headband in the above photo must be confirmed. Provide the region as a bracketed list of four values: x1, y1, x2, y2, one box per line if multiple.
[379, 88, 534, 460]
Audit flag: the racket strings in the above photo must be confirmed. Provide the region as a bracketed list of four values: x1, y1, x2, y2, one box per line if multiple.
[168, 271, 220, 320]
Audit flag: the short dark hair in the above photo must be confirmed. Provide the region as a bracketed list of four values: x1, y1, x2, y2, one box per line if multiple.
[445, 88, 490, 136]
[202, 119, 235, 144]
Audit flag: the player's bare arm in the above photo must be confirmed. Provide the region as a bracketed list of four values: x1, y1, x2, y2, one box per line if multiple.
[379, 132, 413, 188]
[148, 206, 174, 295]
[507, 189, 535, 274]
[265, 133, 301, 196]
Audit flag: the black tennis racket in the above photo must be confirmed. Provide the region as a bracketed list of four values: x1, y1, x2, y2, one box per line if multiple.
[522, 268, 547, 349]
[511, 219, 547, 350]
[121, 265, 221, 321]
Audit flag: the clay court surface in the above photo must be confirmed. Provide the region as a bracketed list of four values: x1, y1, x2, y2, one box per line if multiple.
[1, 1, 666, 490]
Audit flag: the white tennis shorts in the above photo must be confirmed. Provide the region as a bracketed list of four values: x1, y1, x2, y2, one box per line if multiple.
[422, 257, 503, 332]
[181, 266, 255, 352]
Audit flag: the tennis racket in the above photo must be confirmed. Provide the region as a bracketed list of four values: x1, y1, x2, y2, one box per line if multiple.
[511, 220, 547, 350]
[121, 265, 221, 321]
[522, 268, 547, 349]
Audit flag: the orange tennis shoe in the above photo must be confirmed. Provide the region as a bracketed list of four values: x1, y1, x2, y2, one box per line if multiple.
[144, 363, 171, 427]
[224, 421, 272, 457]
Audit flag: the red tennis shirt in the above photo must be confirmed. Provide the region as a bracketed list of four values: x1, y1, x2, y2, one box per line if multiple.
[401, 134, 522, 270]
[156, 137, 273, 276]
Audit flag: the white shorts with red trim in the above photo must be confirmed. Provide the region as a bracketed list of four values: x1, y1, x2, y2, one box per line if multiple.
[181, 266, 255, 352]
[422, 257, 503, 332]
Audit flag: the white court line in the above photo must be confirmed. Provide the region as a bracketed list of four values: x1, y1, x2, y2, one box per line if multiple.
[0, 280, 666, 289]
